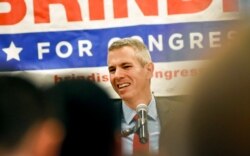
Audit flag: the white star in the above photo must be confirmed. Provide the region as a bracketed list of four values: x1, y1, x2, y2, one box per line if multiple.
[2, 41, 23, 61]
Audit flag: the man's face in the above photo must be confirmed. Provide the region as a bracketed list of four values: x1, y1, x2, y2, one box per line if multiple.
[107, 46, 153, 101]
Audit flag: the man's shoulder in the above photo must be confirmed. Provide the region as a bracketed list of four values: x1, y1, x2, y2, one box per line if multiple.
[155, 95, 187, 104]
[111, 98, 122, 114]
[112, 98, 122, 105]
[155, 95, 187, 113]
[111, 95, 187, 106]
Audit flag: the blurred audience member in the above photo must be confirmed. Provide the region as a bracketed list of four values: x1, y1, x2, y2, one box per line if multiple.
[0, 75, 63, 156]
[46, 79, 121, 156]
[159, 23, 250, 156]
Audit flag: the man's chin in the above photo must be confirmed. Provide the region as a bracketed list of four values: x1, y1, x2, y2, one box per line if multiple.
[119, 93, 132, 101]
[119, 94, 126, 100]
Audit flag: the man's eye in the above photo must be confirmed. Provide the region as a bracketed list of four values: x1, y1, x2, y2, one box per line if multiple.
[109, 69, 115, 73]
[124, 65, 131, 69]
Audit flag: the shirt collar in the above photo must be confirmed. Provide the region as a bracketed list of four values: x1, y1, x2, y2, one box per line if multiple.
[122, 95, 158, 124]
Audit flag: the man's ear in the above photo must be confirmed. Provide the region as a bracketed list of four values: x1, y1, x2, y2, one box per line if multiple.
[145, 62, 154, 79]
[32, 119, 65, 156]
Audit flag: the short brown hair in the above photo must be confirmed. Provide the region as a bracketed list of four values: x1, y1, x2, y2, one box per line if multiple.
[108, 38, 152, 66]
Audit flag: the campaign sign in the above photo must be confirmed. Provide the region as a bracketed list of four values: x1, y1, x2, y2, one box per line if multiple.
[0, 0, 240, 97]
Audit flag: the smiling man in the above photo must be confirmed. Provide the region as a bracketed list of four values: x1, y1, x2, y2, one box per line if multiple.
[107, 38, 184, 156]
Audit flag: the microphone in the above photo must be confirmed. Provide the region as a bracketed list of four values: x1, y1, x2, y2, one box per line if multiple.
[136, 103, 149, 144]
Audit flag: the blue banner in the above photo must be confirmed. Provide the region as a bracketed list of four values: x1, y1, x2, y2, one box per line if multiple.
[0, 20, 236, 71]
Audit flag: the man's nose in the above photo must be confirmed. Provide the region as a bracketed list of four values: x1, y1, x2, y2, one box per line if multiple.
[114, 68, 124, 78]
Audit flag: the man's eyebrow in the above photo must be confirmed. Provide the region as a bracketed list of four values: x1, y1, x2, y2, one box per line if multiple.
[108, 66, 115, 70]
[121, 62, 132, 66]
[108, 62, 132, 69]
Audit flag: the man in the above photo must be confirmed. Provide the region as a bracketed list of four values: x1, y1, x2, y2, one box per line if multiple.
[107, 38, 183, 155]
[0, 75, 63, 156]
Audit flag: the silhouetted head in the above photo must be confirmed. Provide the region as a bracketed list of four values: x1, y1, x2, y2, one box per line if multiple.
[46, 79, 120, 156]
[0, 75, 47, 149]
